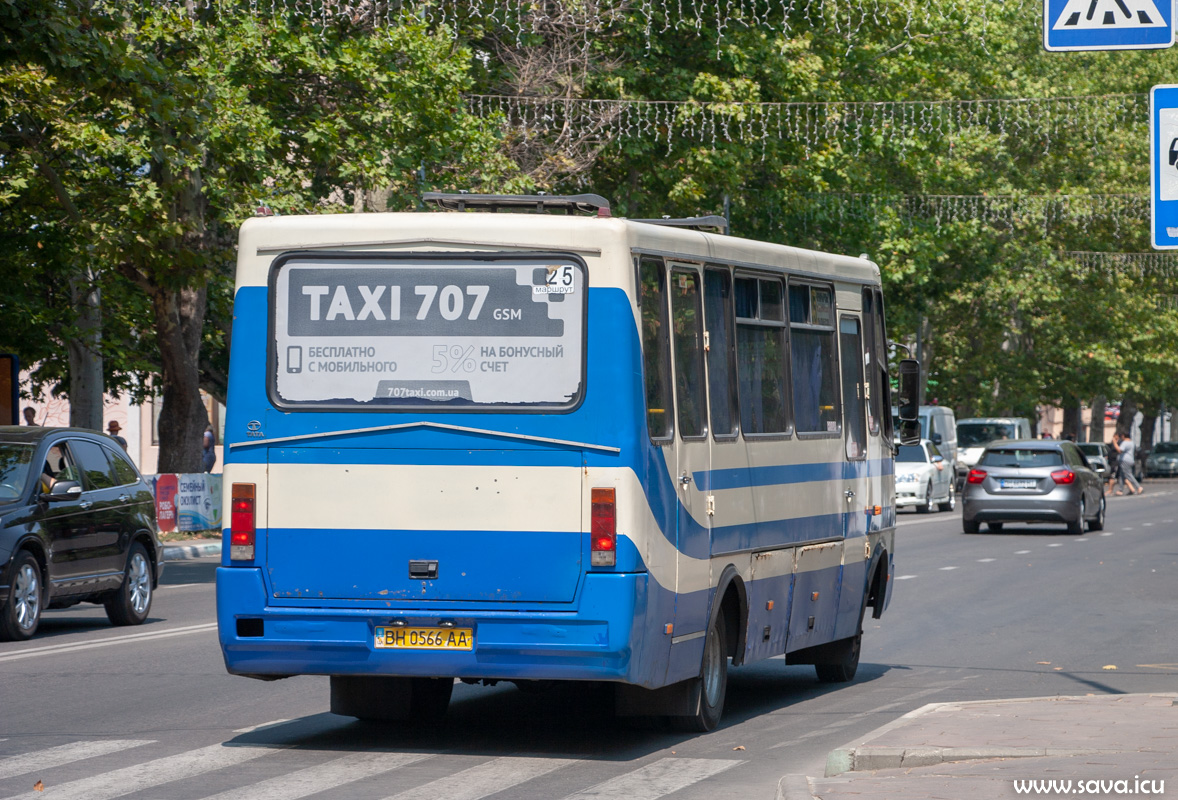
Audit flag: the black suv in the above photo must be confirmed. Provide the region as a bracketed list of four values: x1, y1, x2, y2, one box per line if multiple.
[0, 427, 162, 640]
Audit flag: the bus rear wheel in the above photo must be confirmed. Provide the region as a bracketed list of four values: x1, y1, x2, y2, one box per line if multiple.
[672, 613, 728, 732]
[330, 675, 453, 722]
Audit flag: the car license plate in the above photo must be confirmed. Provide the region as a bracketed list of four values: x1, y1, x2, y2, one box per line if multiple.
[999, 479, 1036, 489]
[374, 626, 474, 651]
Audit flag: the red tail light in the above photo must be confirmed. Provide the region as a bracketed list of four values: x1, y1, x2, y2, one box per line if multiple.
[1051, 469, 1076, 484]
[591, 488, 616, 567]
[230, 483, 256, 561]
[967, 469, 987, 484]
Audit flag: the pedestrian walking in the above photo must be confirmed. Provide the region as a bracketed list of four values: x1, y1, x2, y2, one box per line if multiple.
[1113, 433, 1143, 496]
[106, 420, 128, 450]
[202, 430, 217, 473]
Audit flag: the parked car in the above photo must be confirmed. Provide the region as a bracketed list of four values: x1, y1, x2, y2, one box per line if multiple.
[895, 439, 955, 513]
[895, 406, 959, 488]
[1145, 442, 1178, 477]
[0, 427, 162, 640]
[1076, 442, 1111, 480]
[961, 439, 1105, 535]
[956, 417, 1034, 487]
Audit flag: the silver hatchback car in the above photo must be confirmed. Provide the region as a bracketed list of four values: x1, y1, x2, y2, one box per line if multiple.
[962, 440, 1106, 534]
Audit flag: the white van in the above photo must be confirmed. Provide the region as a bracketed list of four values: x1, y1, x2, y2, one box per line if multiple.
[956, 417, 1034, 481]
[893, 406, 957, 481]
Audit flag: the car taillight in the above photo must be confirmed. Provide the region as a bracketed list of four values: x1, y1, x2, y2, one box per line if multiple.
[967, 469, 987, 484]
[230, 483, 256, 561]
[591, 488, 616, 567]
[1051, 469, 1076, 484]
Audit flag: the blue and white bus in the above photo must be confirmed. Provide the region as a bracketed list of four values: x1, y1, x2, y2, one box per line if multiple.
[217, 193, 916, 731]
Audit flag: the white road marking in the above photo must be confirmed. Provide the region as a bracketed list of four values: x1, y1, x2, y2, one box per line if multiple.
[1073, 538, 1088, 542]
[382, 756, 575, 800]
[0, 741, 153, 780]
[1121, 527, 1134, 531]
[1101, 532, 1114, 537]
[939, 566, 958, 571]
[977, 558, 996, 563]
[0, 623, 218, 664]
[562, 758, 741, 800]
[199, 751, 434, 800]
[10, 743, 276, 800]
[1143, 523, 1154, 527]
[1048, 543, 1064, 548]
[1015, 550, 1031, 554]
[232, 719, 291, 734]
[895, 575, 918, 580]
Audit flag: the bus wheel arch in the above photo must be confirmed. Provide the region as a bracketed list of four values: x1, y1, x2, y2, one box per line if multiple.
[866, 547, 889, 620]
[711, 565, 748, 666]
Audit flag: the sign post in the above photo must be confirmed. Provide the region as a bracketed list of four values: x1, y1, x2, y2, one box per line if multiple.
[1044, 0, 1174, 51]
[1151, 85, 1178, 250]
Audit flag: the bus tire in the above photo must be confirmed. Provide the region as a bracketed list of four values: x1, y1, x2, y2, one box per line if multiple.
[330, 675, 453, 721]
[672, 613, 728, 733]
[815, 604, 864, 683]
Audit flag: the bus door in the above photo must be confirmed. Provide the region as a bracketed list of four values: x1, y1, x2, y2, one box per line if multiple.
[835, 314, 870, 640]
[668, 265, 712, 645]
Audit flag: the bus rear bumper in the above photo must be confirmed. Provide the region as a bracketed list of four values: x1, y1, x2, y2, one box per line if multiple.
[217, 567, 660, 684]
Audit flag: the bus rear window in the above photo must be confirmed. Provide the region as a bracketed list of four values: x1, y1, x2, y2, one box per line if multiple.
[270, 253, 585, 410]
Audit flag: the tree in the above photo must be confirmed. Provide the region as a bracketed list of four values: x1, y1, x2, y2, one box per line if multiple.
[1, 2, 521, 469]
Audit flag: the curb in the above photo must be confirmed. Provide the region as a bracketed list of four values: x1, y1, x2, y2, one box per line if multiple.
[823, 745, 1113, 777]
[162, 541, 221, 561]
[776, 774, 817, 800]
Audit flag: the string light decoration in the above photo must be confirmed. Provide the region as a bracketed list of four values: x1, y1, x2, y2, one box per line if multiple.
[784, 193, 1150, 235]
[468, 93, 1147, 157]
[1061, 251, 1178, 280]
[138, 0, 1002, 48]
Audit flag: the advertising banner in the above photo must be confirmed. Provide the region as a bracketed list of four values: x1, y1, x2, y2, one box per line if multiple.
[152, 473, 222, 532]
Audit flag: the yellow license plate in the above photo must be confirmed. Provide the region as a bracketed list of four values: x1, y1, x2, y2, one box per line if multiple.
[374, 626, 474, 651]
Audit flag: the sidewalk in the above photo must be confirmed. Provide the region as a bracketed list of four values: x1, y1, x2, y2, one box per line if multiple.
[779, 693, 1178, 799]
[161, 537, 221, 561]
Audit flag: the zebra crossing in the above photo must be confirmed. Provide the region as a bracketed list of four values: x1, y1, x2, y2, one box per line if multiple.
[0, 737, 743, 800]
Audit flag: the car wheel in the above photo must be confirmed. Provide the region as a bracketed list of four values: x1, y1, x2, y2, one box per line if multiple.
[0, 552, 43, 641]
[916, 482, 933, 514]
[1067, 498, 1085, 536]
[1088, 494, 1106, 532]
[105, 542, 153, 626]
[672, 612, 728, 732]
[963, 518, 980, 534]
[938, 483, 956, 512]
[987, 522, 1004, 532]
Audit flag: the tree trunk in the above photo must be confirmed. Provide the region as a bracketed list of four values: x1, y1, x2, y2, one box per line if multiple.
[1115, 397, 1137, 439]
[66, 269, 104, 430]
[153, 284, 208, 473]
[1139, 409, 1157, 455]
[1062, 402, 1081, 441]
[1089, 395, 1106, 443]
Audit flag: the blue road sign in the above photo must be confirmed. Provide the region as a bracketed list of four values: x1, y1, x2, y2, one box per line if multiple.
[1044, 0, 1175, 51]
[1151, 85, 1178, 250]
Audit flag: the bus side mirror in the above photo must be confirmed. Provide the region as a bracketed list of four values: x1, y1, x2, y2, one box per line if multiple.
[896, 358, 921, 446]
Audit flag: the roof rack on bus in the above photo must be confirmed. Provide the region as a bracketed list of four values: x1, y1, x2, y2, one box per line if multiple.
[631, 215, 729, 235]
[422, 192, 612, 216]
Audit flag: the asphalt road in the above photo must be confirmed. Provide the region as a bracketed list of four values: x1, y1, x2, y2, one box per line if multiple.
[0, 481, 1175, 800]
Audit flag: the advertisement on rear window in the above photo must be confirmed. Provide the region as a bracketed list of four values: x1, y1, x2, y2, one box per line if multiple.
[271, 254, 585, 409]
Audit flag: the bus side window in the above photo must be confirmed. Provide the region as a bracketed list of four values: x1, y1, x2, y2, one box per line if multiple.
[873, 289, 893, 442]
[862, 289, 881, 436]
[670, 269, 707, 439]
[704, 267, 738, 439]
[839, 316, 867, 460]
[735, 275, 790, 436]
[639, 257, 673, 442]
[789, 283, 840, 434]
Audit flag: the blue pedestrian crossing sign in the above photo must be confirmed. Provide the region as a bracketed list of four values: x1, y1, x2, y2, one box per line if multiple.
[1151, 85, 1178, 249]
[1044, 0, 1175, 51]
